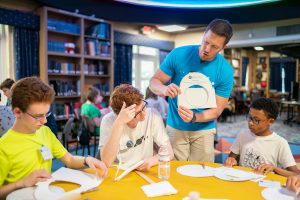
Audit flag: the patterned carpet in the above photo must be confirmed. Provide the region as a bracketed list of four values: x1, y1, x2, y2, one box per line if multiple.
[217, 113, 300, 145]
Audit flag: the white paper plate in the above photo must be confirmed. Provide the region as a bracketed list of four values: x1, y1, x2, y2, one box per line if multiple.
[176, 164, 215, 178]
[214, 168, 254, 182]
[261, 187, 300, 200]
[7, 186, 64, 200]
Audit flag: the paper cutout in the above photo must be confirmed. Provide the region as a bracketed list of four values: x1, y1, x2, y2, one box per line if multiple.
[115, 160, 144, 181]
[259, 180, 281, 188]
[176, 164, 215, 177]
[7, 186, 64, 200]
[178, 72, 217, 109]
[261, 187, 300, 200]
[214, 167, 264, 182]
[141, 181, 177, 197]
[34, 167, 102, 200]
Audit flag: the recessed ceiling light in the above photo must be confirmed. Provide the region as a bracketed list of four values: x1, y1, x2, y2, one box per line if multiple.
[157, 25, 187, 32]
[254, 46, 264, 51]
[115, 0, 280, 8]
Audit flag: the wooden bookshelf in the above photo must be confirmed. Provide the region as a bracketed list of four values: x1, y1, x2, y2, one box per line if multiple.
[39, 6, 114, 120]
[224, 48, 242, 88]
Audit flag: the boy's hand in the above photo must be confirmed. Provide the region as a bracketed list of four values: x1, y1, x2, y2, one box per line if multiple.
[224, 157, 237, 167]
[286, 174, 300, 194]
[136, 157, 155, 172]
[21, 170, 52, 187]
[85, 156, 108, 178]
[254, 163, 275, 175]
[116, 102, 136, 124]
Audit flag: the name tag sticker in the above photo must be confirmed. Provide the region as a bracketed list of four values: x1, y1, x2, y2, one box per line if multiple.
[39, 146, 53, 160]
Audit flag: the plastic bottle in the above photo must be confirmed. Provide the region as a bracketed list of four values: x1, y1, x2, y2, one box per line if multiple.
[182, 191, 200, 200]
[158, 145, 170, 180]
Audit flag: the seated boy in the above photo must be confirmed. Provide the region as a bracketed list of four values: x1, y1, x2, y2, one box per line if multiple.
[100, 84, 174, 171]
[0, 77, 107, 198]
[224, 97, 299, 177]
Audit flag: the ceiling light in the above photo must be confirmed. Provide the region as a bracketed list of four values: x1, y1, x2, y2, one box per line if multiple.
[157, 25, 187, 32]
[115, 0, 280, 8]
[254, 46, 264, 51]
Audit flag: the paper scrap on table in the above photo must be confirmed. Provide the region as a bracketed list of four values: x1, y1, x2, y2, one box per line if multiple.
[34, 167, 102, 200]
[215, 167, 265, 181]
[261, 187, 300, 200]
[259, 180, 281, 188]
[141, 181, 177, 197]
[178, 72, 216, 109]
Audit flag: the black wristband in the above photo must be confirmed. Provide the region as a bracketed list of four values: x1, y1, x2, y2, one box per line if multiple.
[190, 112, 196, 123]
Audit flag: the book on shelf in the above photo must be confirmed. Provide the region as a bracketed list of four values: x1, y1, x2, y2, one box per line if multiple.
[49, 80, 81, 96]
[83, 61, 107, 75]
[52, 102, 75, 119]
[94, 82, 110, 96]
[48, 60, 79, 74]
[85, 22, 110, 39]
[48, 19, 80, 34]
[48, 41, 76, 54]
[85, 40, 110, 56]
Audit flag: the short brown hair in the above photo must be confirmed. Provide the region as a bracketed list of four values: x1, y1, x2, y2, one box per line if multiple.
[86, 87, 100, 103]
[205, 19, 233, 45]
[110, 84, 143, 115]
[11, 77, 55, 112]
[0, 78, 15, 90]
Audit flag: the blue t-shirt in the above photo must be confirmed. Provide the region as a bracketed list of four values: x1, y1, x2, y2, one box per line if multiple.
[160, 45, 233, 131]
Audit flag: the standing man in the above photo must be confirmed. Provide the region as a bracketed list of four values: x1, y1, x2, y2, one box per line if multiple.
[150, 19, 234, 162]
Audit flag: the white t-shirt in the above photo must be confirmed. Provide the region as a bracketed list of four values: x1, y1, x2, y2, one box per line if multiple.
[99, 108, 169, 169]
[230, 131, 296, 169]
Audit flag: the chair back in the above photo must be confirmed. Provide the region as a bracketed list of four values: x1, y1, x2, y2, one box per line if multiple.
[62, 117, 74, 146]
[81, 115, 95, 134]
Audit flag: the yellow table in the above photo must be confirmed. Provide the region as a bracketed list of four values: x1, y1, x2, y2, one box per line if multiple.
[53, 161, 287, 200]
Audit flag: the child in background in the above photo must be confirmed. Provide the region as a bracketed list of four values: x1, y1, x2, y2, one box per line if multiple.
[224, 97, 299, 177]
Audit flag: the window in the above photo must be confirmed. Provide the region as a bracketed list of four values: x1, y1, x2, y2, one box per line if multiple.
[0, 25, 15, 105]
[132, 45, 159, 94]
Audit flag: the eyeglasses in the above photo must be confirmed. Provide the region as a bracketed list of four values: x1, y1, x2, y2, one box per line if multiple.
[246, 115, 267, 125]
[25, 111, 51, 121]
[134, 100, 148, 118]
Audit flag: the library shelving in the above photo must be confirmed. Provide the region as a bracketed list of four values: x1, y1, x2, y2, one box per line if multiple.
[39, 6, 114, 120]
[224, 48, 242, 88]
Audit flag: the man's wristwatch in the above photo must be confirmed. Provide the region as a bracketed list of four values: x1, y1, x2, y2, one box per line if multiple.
[190, 112, 196, 123]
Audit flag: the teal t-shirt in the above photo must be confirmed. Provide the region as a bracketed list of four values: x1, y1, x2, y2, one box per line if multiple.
[81, 103, 101, 136]
[160, 45, 233, 131]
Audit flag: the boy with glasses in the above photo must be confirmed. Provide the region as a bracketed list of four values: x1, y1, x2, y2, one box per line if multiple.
[100, 84, 174, 171]
[0, 77, 107, 198]
[224, 97, 299, 177]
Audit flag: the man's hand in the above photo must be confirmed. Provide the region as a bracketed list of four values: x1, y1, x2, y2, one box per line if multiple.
[163, 83, 181, 98]
[178, 106, 194, 122]
[116, 102, 136, 124]
[85, 156, 108, 178]
[21, 170, 52, 187]
[136, 157, 156, 172]
[224, 157, 237, 167]
[286, 174, 300, 194]
[254, 164, 275, 175]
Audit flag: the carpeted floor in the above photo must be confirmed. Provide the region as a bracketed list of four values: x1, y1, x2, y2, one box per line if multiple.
[217, 113, 300, 145]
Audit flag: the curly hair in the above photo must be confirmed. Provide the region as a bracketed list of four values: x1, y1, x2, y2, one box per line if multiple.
[110, 84, 144, 115]
[250, 97, 279, 120]
[11, 77, 55, 112]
